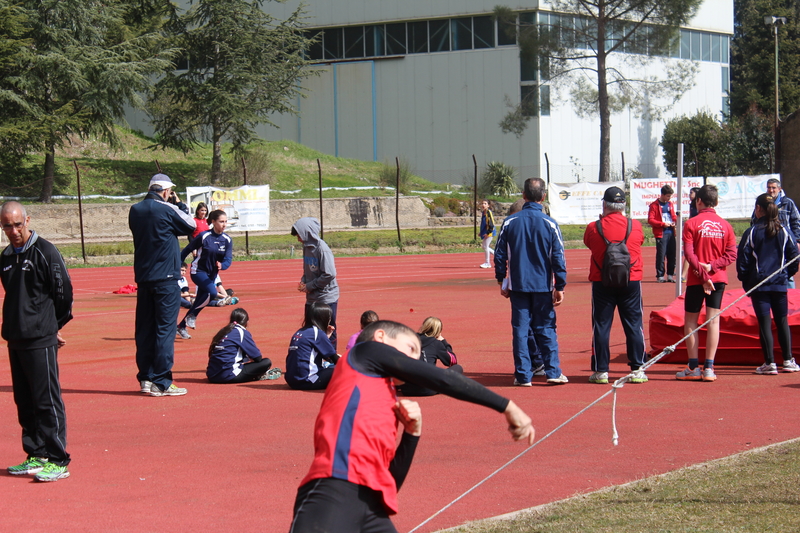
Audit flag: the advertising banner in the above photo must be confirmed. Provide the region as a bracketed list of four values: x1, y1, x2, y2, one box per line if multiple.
[630, 177, 704, 220]
[548, 181, 625, 225]
[186, 185, 270, 231]
[706, 175, 775, 219]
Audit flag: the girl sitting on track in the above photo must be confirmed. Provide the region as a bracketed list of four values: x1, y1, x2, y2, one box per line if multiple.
[177, 210, 233, 339]
[206, 308, 281, 383]
[737, 193, 800, 375]
[344, 310, 379, 353]
[397, 316, 464, 396]
[285, 302, 340, 390]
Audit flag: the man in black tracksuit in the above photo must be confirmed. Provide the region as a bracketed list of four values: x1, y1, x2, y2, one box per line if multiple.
[129, 174, 196, 397]
[1, 201, 74, 482]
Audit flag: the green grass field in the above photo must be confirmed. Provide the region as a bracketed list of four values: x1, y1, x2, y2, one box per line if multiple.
[449, 439, 800, 532]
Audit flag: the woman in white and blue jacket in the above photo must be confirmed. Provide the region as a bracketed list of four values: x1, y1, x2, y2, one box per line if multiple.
[207, 308, 278, 383]
[178, 210, 233, 337]
[737, 193, 800, 375]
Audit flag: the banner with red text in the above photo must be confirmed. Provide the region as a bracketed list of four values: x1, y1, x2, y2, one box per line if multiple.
[629, 177, 704, 219]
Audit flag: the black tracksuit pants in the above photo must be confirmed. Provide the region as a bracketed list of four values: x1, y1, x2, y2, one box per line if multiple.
[8, 344, 70, 466]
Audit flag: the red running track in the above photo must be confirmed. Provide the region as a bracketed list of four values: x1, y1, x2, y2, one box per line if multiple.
[1, 249, 799, 532]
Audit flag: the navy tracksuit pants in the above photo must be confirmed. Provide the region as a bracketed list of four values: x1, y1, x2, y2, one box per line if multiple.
[590, 280, 646, 373]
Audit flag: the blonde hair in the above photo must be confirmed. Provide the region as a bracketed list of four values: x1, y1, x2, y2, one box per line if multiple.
[418, 316, 443, 338]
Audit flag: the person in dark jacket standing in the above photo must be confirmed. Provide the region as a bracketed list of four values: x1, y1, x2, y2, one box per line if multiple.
[494, 178, 568, 386]
[583, 187, 648, 385]
[129, 174, 196, 397]
[1, 202, 74, 482]
[738, 193, 800, 375]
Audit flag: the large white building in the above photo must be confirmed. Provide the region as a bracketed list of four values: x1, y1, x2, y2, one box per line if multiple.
[131, 0, 732, 185]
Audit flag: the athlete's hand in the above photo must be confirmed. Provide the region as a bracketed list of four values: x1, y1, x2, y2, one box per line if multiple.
[504, 400, 534, 445]
[326, 324, 335, 338]
[56, 333, 66, 348]
[297, 282, 307, 293]
[699, 262, 712, 273]
[702, 279, 715, 295]
[552, 290, 564, 307]
[394, 399, 422, 437]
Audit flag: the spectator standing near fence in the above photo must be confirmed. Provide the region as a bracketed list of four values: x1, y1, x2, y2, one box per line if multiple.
[678, 184, 736, 382]
[494, 178, 568, 386]
[1, 202, 74, 481]
[648, 185, 677, 283]
[129, 174, 196, 396]
[583, 187, 648, 385]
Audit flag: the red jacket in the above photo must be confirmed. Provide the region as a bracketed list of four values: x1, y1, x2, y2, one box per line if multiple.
[682, 208, 737, 286]
[584, 211, 645, 282]
[647, 200, 677, 239]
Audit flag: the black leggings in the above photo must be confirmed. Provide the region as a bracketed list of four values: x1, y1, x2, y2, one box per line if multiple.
[290, 477, 397, 533]
[752, 292, 792, 365]
[208, 359, 273, 384]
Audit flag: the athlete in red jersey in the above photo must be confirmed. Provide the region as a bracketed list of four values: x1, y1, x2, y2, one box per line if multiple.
[289, 320, 534, 533]
[678, 184, 737, 382]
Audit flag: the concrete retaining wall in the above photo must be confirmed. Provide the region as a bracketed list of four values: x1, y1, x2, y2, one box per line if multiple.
[14, 196, 434, 244]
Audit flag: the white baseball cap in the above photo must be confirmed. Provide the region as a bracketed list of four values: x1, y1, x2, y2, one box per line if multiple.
[149, 173, 176, 189]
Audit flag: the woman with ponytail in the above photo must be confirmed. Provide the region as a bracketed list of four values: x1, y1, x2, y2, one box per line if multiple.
[285, 302, 340, 390]
[206, 308, 280, 383]
[738, 193, 800, 374]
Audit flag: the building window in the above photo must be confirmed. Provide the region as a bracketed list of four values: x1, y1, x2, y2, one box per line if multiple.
[680, 30, 690, 59]
[386, 23, 406, 55]
[451, 17, 473, 50]
[540, 85, 550, 116]
[324, 28, 343, 59]
[473, 16, 494, 48]
[344, 26, 365, 58]
[701, 33, 711, 61]
[497, 16, 516, 46]
[521, 85, 538, 117]
[690, 31, 701, 60]
[365, 25, 385, 56]
[721, 66, 729, 93]
[429, 19, 450, 52]
[711, 34, 720, 62]
[306, 30, 323, 60]
[721, 35, 729, 63]
[409, 21, 428, 53]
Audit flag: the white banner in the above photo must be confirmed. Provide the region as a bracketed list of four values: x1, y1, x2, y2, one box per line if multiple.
[630, 174, 776, 220]
[186, 185, 270, 231]
[630, 177, 704, 220]
[706, 175, 776, 219]
[548, 181, 625, 225]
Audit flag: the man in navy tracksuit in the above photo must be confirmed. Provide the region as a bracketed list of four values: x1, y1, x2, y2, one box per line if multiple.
[494, 178, 568, 386]
[129, 174, 196, 397]
[1, 202, 74, 482]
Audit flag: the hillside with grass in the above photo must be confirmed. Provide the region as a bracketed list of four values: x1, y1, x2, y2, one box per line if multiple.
[4, 127, 466, 202]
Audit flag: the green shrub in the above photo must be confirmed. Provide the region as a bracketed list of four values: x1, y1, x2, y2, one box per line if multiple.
[480, 161, 519, 198]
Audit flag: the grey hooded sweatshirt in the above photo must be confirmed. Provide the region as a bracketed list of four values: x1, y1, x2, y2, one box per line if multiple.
[293, 217, 339, 304]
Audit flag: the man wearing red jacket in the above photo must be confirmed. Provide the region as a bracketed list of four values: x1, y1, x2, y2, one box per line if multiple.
[678, 184, 737, 382]
[583, 187, 648, 384]
[648, 185, 677, 282]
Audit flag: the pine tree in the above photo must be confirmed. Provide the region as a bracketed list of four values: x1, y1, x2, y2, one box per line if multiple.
[3, 0, 176, 202]
[148, 0, 314, 183]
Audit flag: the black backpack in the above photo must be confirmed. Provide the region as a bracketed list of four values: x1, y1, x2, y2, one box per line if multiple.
[594, 218, 632, 288]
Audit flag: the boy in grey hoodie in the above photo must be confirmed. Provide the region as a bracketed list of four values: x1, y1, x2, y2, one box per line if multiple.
[292, 217, 340, 349]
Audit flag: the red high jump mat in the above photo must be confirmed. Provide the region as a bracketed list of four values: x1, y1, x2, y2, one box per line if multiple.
[649, 289, 800, 364]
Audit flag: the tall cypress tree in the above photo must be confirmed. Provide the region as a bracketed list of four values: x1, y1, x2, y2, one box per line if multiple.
[730, 0, 800, 121]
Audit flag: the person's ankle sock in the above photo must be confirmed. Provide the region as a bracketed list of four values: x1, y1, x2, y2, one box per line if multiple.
[704, 360, 714, 369]
[688, 358, 699, 370]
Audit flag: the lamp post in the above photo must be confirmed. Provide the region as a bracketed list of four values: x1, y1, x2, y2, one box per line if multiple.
[765, 16, 787, 173]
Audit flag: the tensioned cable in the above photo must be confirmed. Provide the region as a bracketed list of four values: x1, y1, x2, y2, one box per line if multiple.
[410, 252, 800, 533]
